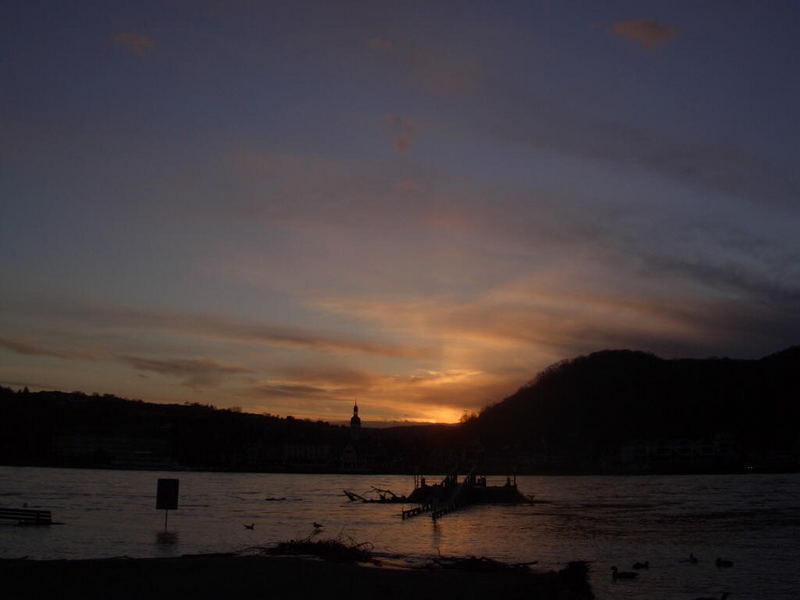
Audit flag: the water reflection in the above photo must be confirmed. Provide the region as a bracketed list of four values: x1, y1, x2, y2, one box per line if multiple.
[431, 520, 442, 555]
[155, 531, 178, 545]
[3, 468, 800, 600]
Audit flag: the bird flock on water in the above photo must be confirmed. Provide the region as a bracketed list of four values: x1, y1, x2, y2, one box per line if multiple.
[242, 521, 324, 531]
[241, 517, 732, 600]
[610, 553, 734, 600]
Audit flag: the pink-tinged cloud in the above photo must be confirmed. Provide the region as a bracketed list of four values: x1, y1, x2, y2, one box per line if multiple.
[610, 19, 678, 51]
[386, 114, 417, 153]
[113, 32, 155, 56]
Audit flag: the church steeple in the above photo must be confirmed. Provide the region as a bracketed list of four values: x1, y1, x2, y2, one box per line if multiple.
[350, 401, 361, 439]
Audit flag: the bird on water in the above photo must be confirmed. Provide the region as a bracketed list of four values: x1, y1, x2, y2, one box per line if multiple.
[611, 566, 639, 580]
[243, 523, 254, 530]
[681, 552, 699, 564]
[715, 557, 734, 568]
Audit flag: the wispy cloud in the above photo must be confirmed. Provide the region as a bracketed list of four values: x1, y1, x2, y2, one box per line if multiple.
[248, 382, 332, 398]
[313, 267, 800, 367]
[0, 336, 101, 360]
[274, 365, 381, 388]
[366, 37, 483, 94]
[112, 32, 156, 56]
[361, 27, 796, 212]
[465, 78, 800, 209]
[119, 355, 252, 388]
[5, 301, 432, 359]
[385, 114, 418, 153]
[609, 19, 679, 51]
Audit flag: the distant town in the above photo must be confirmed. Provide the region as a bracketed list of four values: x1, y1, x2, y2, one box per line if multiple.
[2, 347, 799, 475]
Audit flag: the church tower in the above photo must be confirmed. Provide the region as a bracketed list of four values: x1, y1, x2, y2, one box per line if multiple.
[350, 401, 361, 440]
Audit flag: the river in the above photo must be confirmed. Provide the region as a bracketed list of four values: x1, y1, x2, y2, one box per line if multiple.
[1, 466, 798, 599]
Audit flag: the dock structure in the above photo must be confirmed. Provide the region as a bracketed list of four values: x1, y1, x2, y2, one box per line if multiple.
[374, 469, 527, 521]
[400, 503, 433, 519]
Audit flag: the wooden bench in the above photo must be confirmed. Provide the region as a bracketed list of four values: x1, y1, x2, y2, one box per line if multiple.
[0, 507, 53, 525]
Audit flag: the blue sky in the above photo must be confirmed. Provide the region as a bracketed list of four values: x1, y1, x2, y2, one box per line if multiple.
[2, 1, 799, 422]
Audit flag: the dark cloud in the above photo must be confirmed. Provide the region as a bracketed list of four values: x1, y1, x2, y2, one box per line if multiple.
[468, 292, 800, 361]
[610, 19, 679, 51]
[642, 253, 800, 309]
[275, 365, 379, 388]
[632, 252, 800, 357]
[366, 32, 797, 209]
[112, 32, 155, 56]
[470, 80, 800, 209]
[247, 383, 332, 398]
[244, 366, 382, 403]
[0, 336, 99, 360]
[119, 355, 252, 388]
[365, 26, 797, 213]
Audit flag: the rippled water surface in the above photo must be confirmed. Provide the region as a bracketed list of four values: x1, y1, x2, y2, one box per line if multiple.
[2, 467, 798, 600]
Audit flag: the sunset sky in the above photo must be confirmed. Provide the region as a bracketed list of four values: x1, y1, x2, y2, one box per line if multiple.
[2, 1, 799, 423]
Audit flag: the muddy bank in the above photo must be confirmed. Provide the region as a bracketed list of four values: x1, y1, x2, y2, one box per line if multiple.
[2, 554, 593, 600]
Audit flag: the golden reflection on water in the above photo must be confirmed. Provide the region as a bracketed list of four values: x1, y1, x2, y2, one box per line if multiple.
[431, 520, 442, 555]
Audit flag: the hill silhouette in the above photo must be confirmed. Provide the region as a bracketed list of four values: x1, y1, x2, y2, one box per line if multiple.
[0, 389, 353, 472]
[462, 347, 800, 472]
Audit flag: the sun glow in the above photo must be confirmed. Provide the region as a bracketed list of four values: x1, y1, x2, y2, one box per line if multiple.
[419, 406, 464, 424]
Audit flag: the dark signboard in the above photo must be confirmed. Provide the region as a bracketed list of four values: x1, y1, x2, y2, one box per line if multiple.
[156, 478, 179, 510]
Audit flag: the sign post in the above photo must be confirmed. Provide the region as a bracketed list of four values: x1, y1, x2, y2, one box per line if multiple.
[156, 478, 179, 531]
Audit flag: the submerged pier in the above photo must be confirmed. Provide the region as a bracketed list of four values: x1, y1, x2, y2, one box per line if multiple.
[345, 470, 529, 520]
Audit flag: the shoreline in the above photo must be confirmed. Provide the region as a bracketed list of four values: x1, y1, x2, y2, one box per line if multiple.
[2, 553, 594, 600]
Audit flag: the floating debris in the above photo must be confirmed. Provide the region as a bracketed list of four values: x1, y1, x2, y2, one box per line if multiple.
[257, 536, 376, 564]
[428, 555, 539, 572]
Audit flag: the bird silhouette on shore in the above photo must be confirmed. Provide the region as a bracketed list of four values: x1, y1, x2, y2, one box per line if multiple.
[611, 566, 639, 581]
[243, 523, 254, 530]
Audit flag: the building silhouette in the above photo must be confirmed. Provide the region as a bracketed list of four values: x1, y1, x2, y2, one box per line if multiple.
[350, 401, 361, 440]
[341, 401, 367, 472]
